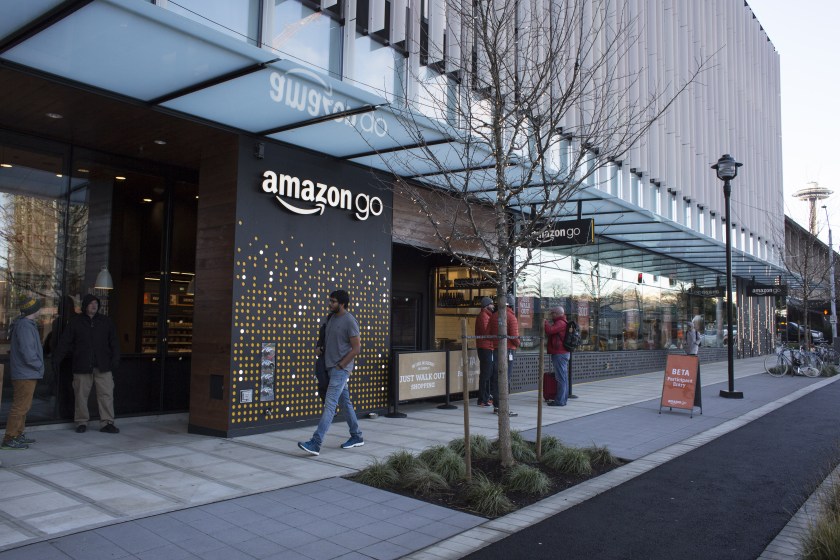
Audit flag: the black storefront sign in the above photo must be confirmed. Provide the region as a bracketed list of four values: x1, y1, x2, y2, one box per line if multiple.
[532, 219, 595, 247]
[689, 286, 727, 298]
[747, 284, 788, 298]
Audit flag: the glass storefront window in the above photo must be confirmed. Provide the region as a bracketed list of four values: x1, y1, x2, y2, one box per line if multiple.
[514, 246, 720, 353]
[0, 141, 80, 423]
[165, 0, 261, 45]
[352, 33, 406, 103]
[272, 0, 342, 78]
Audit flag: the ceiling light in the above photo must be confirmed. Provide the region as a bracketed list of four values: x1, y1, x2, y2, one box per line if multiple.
[115, 176, 126, 181]
[0, 163, 11, 168]
[142, 198, 152, 203]
[56, 174, 63, 178]
[45, 112, 63, 119]
[153, 139, 167, 145]
[77, 168, 89, 173]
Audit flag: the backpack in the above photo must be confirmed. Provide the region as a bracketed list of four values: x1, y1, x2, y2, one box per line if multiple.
[563, 320, 581, 351]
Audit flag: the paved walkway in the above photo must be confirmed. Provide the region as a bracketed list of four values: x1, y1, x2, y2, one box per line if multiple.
[0, 356, 834, 559]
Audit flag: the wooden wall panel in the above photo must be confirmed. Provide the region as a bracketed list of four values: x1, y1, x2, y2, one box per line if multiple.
[392, 186, 497, 258]
[188, 137, 238, 435]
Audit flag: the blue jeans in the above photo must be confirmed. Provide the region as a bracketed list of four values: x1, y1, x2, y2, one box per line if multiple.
[311, 367, 361, 446]
[551, 353, 569, 405]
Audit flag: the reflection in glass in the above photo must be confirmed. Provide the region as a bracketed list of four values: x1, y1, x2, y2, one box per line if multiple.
[0, 144, 80, 424]
[514, 246, 721, 354]
[352, 34, 405, 103]
[273, 0, 342, 78]
[165, 0, 260, 45]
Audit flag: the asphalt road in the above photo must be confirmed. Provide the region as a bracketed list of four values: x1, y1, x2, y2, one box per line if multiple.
[466, 380, 840, 560]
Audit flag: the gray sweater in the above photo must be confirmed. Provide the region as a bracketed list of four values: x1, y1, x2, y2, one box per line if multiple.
[9, 315, 44, 380]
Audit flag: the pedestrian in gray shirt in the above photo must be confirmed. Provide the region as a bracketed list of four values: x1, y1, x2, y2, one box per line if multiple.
[298, 289, 363, 455]
[3, 295, 44, 450]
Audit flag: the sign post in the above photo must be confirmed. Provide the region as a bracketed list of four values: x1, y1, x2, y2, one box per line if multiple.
[659, 354, 702, 418]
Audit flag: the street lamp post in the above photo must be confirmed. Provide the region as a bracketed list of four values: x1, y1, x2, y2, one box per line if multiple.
[823, 205, 838, 341]
[712, 154, 744, 399]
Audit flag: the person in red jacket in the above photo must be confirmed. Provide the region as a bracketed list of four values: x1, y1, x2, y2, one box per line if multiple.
[544, 305, 570, 406]
[490, 295, 519, 416]
[474, 297, 496, 407]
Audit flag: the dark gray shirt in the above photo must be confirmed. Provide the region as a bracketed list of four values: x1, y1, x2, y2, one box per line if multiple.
[324, 311, 360, 372]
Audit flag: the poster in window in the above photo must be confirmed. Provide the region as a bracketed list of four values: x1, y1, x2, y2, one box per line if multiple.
[260, 343, 276, 402]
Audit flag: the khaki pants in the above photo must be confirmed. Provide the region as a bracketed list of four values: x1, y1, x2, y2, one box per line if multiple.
[73, 370, 115, 427]
[4, 379, 37, 441]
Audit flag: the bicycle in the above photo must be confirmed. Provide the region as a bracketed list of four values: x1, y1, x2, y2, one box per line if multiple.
[764, 346, 823, 378]
[814, 344, 840, 366]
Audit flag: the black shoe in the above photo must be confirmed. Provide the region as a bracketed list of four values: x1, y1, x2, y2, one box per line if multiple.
[100, 423, 120, 434]
[75, 425, 87, 433]
[493, 408, 518, 417]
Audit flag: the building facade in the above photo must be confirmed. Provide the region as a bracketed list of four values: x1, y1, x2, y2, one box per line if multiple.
[0, 0, 786, 436]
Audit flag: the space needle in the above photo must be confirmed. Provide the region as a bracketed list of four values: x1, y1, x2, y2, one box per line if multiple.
[793, 182, 833, 234]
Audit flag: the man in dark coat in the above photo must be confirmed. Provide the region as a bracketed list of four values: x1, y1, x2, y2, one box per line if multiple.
[53, 294, 120, 434]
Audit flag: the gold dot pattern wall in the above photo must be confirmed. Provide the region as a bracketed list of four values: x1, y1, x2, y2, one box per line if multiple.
[231, 229, 391, 427]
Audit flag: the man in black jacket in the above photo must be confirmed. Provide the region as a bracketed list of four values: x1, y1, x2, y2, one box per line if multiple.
[54, 294, 120, 434]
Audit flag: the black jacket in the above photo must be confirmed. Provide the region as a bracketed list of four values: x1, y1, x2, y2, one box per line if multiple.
[53, 294, 120, 374]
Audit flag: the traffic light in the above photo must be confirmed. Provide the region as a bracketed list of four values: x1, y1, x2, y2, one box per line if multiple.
[637, 273, 643, 284]
[825, 308, 830, 316]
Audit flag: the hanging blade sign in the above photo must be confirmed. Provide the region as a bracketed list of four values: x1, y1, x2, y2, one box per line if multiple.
[532, 219, 595, 247]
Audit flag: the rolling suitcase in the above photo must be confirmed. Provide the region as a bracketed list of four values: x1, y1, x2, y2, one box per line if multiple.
[543, 372, 557, 402]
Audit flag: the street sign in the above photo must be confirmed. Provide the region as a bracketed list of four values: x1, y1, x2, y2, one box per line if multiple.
[532, 219, 594, 247]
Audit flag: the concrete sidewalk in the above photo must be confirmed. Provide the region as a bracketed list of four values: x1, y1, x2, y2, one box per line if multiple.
[0, 356, 833, 559]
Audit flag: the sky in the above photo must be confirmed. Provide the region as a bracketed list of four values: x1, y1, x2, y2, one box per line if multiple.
[747, 1, 840, 245]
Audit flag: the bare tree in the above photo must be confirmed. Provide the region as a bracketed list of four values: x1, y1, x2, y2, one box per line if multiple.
[369, 0, 708, 466]
[778, 219, 832, 348]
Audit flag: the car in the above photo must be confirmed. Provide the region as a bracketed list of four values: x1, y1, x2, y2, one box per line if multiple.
[702, 328, 722, 347]
[785, 322, 825, 344]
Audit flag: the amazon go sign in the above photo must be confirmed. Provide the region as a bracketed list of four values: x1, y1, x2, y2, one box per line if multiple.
[261, 171, 384, 221]
[533, 219, 594, 247]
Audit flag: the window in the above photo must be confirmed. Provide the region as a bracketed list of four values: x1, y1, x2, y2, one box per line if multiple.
[165, 0, 261, 45]
[352, 33, 406, 103]
[272, 0, 342, 78]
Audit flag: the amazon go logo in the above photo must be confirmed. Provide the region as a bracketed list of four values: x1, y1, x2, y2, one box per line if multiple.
[261, 171, 384, 221]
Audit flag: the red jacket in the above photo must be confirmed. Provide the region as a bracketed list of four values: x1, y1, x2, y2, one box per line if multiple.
[475, 307, 496, 350]
[491, 307, 520, 350]
[545, 318, 569, 354]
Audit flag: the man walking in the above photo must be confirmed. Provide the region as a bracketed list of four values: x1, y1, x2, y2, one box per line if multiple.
[2, 295, 44, 450]
[474, 296, 496, 407]
[54, 294, 120, 433]
[544, 305, 570, 406]
[298, 289, 363, 455]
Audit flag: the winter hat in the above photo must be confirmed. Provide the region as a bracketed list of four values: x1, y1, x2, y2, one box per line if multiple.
[18, 294, 42, 316]
[480, 296, 493, 308]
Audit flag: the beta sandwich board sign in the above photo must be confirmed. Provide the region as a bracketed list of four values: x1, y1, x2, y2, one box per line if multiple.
[659, 354, 702, 417]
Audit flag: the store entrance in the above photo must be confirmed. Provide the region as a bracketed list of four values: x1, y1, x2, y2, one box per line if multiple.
[74, 154, 198, 416]
[391, 293, 421, 351]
